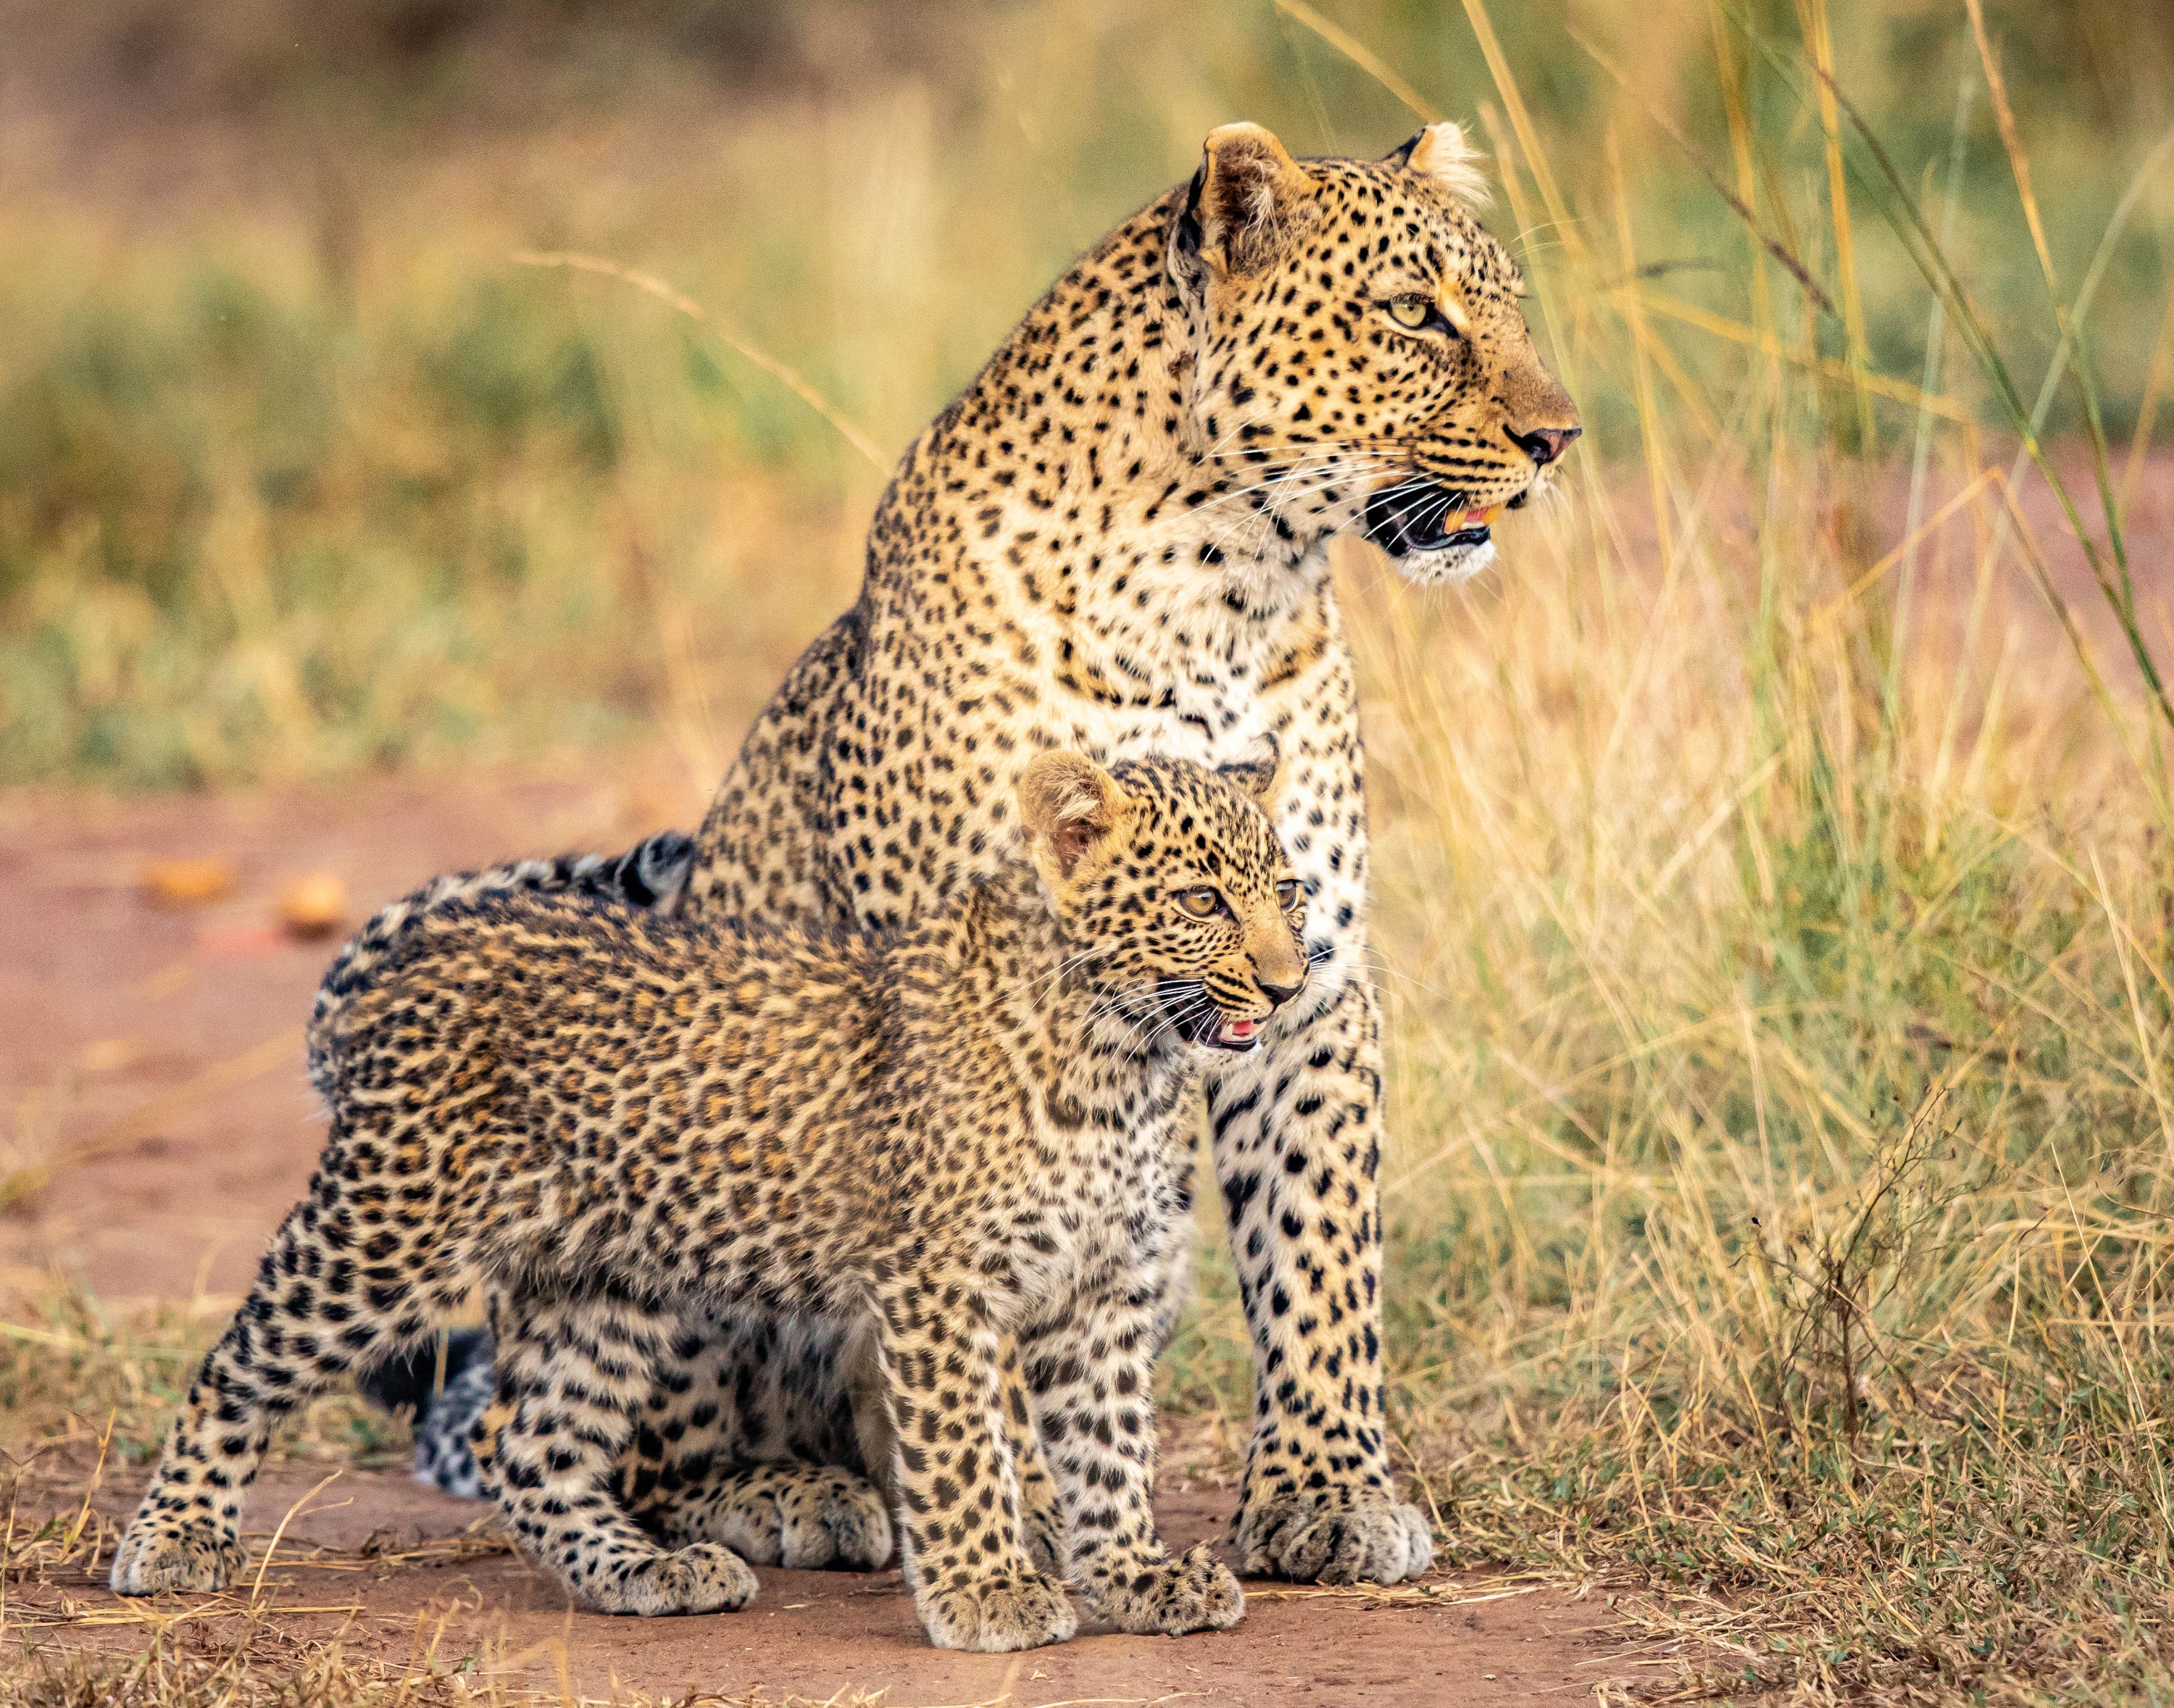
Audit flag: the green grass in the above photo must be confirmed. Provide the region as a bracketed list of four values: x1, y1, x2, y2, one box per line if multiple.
[7, 2, 2174, 1703]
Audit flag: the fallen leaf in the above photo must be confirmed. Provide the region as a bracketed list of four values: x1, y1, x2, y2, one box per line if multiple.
[279, 872, 349, 939]
[143, 857, 237, 908]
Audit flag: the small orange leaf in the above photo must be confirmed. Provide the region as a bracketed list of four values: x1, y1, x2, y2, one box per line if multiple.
[142, 857, 238, 908]
[279, 873, 349, 940]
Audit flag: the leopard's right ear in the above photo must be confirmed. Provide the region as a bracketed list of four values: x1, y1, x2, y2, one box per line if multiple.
[1019, 752, 1124, 881]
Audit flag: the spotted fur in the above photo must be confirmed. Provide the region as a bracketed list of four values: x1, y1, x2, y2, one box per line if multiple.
[305, 833, 696, 1100]
[353, 119, 1580, 1585]
[113, 754, 1302, 1651]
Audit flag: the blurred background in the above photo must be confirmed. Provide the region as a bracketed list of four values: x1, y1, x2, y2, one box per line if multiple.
[4, 3, 2174, 1698]
[2, 0, 2167, 784]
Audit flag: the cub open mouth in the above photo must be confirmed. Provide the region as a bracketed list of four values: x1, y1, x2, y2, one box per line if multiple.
[1362, 478, 1503, 557]
[1157, 986, 1265, 1051]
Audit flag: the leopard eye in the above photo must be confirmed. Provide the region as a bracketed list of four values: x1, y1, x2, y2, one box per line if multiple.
[1175, 886, 1224, 920]
[1275, 879, 1302, 911]
[1386, 294, 1433, 330]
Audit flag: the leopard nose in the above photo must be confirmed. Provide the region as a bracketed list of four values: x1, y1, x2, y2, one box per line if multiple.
[1508, 424, 1580, 467]
[1258, 975, 1306, 1009]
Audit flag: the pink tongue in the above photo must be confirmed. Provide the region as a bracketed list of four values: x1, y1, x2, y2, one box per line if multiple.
[1223, 1019, 1257, 1041]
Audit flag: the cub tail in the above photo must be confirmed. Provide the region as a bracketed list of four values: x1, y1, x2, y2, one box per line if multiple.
[303, 830, 697, 1099]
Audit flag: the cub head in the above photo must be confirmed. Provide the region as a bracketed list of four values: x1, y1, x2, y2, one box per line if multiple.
[1017, 744, 1307, 1054]
[1168, 119, 1580, 585]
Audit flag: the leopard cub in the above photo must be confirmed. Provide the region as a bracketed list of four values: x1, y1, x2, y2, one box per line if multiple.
[112, 748, 1307, 1652]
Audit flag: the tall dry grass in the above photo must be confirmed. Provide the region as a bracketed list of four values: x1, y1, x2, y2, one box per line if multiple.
[1159, 8, 2174, 1702]
[4, 1, 2174, 1702]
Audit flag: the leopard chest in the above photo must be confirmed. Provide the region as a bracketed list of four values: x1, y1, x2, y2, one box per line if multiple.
[979, 1073, 1194, 1313]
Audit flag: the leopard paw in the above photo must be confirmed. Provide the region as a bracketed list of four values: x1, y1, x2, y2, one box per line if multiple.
[1235, 1485, 1434, 1585]
[763, 1465, 894, 1571]
[587, 1542, 757, 1616]
[657, 1462, 895, 1571]
[109, 1519, 248, 1596]
[1094, 1542, 1245, 1635]
[919, 1569, 1077, 1652]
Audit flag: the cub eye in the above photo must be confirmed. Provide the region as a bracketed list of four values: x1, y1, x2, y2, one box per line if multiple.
[1175, 886, 1223, 920]
[1386, 294, 1433, 330]
[1275, 879, 1302, 911]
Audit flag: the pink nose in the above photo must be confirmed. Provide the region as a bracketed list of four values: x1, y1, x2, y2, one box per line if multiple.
[1509, 425, 1581, 467]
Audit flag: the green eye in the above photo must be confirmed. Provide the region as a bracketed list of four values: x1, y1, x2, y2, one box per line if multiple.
[1276, 879, 1302, 911]
[1176, 886, 1223, 920]
[1386, 295, 1433, 330]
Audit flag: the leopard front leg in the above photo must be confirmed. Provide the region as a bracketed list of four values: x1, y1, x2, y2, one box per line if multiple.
[1026, 1276, 1244, 1636]
[1205, 970, 1434, 1586]
[875, 1289, 1074, 1652]
[610, 1311, 893, 1571]
[647, 1462, 894, 1572]
[489, 1292, 756, 1617]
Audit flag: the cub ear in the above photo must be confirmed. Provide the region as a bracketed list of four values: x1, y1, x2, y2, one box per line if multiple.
[1180, 122, 1315, 278]
[1216, 732, 1283, 806]
[1387, 120, 1491, 209]
[1019, 752, 1125, 879]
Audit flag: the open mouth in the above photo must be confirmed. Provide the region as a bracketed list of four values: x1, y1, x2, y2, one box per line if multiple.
[1362, 478, 1504, 557]
[1157, 986, 1265, 1051]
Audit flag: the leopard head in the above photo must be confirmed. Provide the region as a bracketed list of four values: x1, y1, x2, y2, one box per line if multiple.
[1168, 119, 1580, 585]
[1017, 745, 1307, 1054]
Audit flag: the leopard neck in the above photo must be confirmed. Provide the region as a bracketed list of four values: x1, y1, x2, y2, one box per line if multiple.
[862, 188, 1360, 701]
[910, 871, 1193, 1120]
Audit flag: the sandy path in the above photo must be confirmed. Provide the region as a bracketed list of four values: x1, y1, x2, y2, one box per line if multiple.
[16, 1465, 1630, 1705]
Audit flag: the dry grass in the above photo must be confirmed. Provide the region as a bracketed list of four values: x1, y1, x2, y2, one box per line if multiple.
[5, 2, 2174, 1704]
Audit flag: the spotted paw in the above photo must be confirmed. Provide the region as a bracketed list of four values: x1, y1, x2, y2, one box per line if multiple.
[109, 1519, 249, 1596]
[1234, 1486, 1434, 1585]
[919, 1569, 1078, 1652]
[589, 1542, 757, 1616]
[777, 1466, 894, 1570]
[1096, 1542, 1245, 1635]
[657, 1462, 896, 1571]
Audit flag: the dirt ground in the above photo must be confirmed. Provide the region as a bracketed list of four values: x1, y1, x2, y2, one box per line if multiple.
[0, 758, 1656, 1703]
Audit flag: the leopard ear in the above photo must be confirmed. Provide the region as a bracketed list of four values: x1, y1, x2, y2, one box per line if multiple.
[1181, 122, 1315, 278]
[1216, 733, 1283, 807]
[1019, 752, 1124, 880]
[1388, 120, 1491, 209]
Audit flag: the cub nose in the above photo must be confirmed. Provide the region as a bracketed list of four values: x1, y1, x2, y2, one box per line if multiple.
[1508, 424, 1581, 467]
[1258, 975, 1306, 1009]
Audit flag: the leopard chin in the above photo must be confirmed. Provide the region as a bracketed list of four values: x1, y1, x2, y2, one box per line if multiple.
[1361, 476, 1507, 586]
[1391, 533, 1498, 588]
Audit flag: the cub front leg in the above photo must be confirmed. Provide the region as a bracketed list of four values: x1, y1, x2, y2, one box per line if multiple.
[996, 1335, 1065, 1575]
[875, 1288, 1074, 1652]
[489, 1291, 756, 1617]
[1026, 1278, 1244, 1636]
[1205, 970, 1435, 1585]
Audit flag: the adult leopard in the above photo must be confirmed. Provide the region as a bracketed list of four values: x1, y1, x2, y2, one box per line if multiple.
[356, 118, 1578, 1588]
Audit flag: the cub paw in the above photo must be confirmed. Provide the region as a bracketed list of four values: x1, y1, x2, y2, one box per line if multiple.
[919, 1570, 1077, 1653]
[591, 1542, 757, 1617]
[1097, 1542, 1245, 1635]
[109, 1520, 248, 1596]
[1235, 1486, 1434, 1586]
